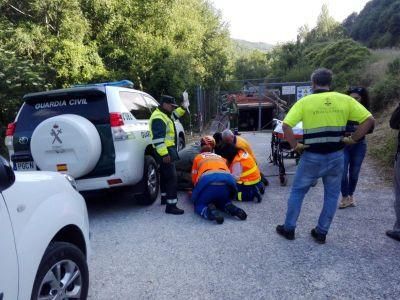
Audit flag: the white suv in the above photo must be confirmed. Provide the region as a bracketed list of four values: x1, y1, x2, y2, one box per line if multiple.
[0, 155, 90, 300]
[5, 80, 186, 205]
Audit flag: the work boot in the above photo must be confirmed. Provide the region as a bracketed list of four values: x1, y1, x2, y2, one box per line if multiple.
[161, 195, 167, 205]
[276, 225, 295, 240]
[261, 175, 269, 187]
[165, 204, 184, 215]
[311, 228, 326, 244]
[225, 204, 247, 220]
[207, 203, 224, 224]
[386, 230, 400, 242]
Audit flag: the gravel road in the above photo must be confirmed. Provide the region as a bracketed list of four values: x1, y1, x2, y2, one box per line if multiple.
[87, 132, 400, 299]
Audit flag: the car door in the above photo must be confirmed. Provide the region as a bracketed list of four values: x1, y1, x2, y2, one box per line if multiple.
[0, 193, 18, 300]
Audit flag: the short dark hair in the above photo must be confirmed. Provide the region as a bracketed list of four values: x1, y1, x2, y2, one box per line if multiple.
[218, 142, 238, 163]
[311, 68, 333, 86]
[347, 86, 370, 110]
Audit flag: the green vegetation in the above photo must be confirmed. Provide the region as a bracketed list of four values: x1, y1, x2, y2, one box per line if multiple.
[233, 39, 273, 54]
[0, 0, 231, 155]
[343, 0, 400, 48]
[1, 0, 400, 168]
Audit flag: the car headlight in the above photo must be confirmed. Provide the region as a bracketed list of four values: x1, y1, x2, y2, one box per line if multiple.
[64, 174, 77, 190]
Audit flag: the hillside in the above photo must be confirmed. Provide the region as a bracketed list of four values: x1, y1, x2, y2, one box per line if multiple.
[233, 39, 273, 54]
[343, 0, 400, 48]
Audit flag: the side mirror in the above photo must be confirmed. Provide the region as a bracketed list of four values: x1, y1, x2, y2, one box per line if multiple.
[0, 155, 15, 192]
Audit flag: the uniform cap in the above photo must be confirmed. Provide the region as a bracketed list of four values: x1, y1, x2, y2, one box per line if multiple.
[160, 95, 178, 107]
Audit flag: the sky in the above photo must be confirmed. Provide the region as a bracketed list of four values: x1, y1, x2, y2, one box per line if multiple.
[210, 0, 370, 44]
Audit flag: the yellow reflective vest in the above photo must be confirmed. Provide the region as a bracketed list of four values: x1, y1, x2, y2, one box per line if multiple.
[149, 107, 185, 157]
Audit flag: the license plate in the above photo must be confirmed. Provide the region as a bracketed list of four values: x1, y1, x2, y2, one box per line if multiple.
[14, 161, 36, 171]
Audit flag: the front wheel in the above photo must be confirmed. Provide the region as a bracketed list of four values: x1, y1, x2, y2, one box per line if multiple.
[178, 136, 185, 151]
[31, 242, 89, 300]
[135, 155, 159, 205]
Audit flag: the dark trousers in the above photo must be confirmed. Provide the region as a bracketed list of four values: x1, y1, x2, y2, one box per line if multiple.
[159, 161, 178, 204]
[237, 181, 263, 202]
[394, 154, 400, 232]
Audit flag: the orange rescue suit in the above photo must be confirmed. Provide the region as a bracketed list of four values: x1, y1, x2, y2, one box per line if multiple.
[191, 152, 230, 185]
[230, 150, 261, 185]
[236, 136, 256, 160]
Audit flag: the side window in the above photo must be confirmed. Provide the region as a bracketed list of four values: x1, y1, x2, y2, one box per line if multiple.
[143, 95, 159, 113]
[119, 92, 152, 120]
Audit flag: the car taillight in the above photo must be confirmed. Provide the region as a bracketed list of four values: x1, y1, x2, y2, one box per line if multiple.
[6, 122, 16, 137]
[109, 113, 124, 127]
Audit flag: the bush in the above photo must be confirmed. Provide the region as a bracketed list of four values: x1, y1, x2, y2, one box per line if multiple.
[371, 77, 400, 111]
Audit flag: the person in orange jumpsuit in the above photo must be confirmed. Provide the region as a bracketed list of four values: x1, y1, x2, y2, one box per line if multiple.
[219, 142, 264, 202]
[191, 136, 247, 224]
[221, 129, 269, 186]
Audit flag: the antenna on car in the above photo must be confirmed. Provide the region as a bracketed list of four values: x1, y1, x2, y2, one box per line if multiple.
[72, 80, 134, 89]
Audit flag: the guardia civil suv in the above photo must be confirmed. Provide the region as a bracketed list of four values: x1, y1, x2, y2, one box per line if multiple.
[5, 80, 186, 205]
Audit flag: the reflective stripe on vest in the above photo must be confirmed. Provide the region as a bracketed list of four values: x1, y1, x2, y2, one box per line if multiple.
[149, 108, 176, 155]
[231, 150, 260, 185]
[193, 153, 229, 185]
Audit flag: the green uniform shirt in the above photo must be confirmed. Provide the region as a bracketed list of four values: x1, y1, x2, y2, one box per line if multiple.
[284, 90, 372, 153]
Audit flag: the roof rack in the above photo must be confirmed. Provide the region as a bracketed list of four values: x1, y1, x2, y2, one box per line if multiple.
[72, 80, 134, 89]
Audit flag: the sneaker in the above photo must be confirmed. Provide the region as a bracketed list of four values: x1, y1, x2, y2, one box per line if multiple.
[348, 196, 356, 207]
[311, 228, 326, 244]
[165, 204, 184, 215]
[276, 225, 295, 240]
[339, 196, 356, 209]
[386, 230, 400, 242]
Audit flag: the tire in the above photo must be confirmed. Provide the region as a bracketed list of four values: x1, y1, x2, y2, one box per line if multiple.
[31, 242, 89, 300]
[31, 114, 102, 178]
[178, 136, 185, 151]
[135, 155, 159, 205]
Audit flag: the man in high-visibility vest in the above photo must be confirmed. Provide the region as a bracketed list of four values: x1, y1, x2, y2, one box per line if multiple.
[221, 129, 269, 186]
[276, 68, 375, 244]
[149, 95, 188, 215]
[191, 136, 247, 224]
[219, 143, 264, 202]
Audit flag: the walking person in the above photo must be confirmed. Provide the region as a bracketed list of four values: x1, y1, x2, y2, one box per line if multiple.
[149, 95, 188, 215]
[191, 136, 247, 224]
[275, 68, 375, 244]
[386, 104, 400, 241]
[340, 87, 372, 209]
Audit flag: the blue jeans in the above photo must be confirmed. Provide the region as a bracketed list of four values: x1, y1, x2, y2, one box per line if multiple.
[284, 150, 344, 235]
[193, 184, 232, 219]
[341, 141, 367, 197]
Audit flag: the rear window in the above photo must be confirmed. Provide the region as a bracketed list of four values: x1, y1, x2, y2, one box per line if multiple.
[120, 91, 152, 120]
[17, 91, 109, 132]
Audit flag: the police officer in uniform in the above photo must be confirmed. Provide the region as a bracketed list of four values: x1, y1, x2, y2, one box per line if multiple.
[149, 95, 188, 215]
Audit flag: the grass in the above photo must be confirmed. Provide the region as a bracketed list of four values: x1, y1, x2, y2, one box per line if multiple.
[367, 103, 398, 181]
[361, 49, 400, 86]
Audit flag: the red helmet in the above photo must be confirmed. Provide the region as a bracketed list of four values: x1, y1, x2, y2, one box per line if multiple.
[200, 135, 216, 149]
